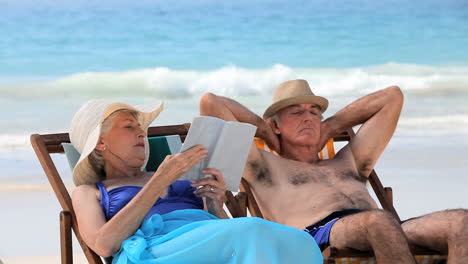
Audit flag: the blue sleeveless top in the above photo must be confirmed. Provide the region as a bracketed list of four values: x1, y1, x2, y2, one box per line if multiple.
[96, 180, 204, 221]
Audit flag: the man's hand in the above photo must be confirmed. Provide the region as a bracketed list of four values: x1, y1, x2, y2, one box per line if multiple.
[200, 92, 281, 153]
[262, 118, 281, 153]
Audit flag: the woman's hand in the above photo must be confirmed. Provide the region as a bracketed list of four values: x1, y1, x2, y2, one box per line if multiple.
[192, 168, 229, 219]
[154, 145, 208, 185]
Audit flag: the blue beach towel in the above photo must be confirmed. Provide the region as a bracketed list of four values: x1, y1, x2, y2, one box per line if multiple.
[113, 209, 322, 264]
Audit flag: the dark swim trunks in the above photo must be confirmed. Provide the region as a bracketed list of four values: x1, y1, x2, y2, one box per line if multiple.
[304, 209, 362, 251]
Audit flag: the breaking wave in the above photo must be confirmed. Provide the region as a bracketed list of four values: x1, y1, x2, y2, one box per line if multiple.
[2, 63, 468, 98]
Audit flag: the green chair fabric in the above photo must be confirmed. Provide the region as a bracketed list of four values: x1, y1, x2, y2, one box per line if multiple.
[145, 135, 182, 172]
[62, 135, 182, 172]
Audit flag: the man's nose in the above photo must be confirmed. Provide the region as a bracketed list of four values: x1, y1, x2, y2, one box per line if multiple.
[303, 112, 316, 121]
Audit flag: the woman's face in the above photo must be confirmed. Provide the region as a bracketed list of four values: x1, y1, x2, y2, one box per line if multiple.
[100, 111, 147, 169]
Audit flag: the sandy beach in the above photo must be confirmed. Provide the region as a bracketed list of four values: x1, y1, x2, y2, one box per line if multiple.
[0, 189, 87, 263]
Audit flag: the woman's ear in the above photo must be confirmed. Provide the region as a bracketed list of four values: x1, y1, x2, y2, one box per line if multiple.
[266, 118, 280, 135]
[95, 137, 106, 151]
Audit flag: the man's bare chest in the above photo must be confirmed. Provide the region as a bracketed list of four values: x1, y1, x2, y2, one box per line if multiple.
[245, 154, 377, 225]
[247, 154, 366, 188]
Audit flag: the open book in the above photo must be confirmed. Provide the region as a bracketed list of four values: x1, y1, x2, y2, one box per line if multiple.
[179, 116, 257, 191]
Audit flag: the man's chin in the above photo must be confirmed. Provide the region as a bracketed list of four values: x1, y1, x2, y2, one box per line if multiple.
[294, 135, 319, 145]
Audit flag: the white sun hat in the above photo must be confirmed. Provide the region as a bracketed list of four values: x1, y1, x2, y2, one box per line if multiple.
[69, 99, 164, 186]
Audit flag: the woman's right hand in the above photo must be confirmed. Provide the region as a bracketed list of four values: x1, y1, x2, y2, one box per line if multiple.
[154, 144, 208, 183]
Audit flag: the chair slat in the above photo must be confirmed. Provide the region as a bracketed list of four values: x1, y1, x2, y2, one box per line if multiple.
[225, 191, 244, 218]
[147, 124, 190, 137]
[332, 131, 350, 142]
[30, 134, 74, 212]
[60, 211, 73, 264]
[240, 178, 264, 218]
[40, 133, 70, 145]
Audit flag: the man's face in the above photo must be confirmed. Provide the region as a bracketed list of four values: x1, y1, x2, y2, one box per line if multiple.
[274, 103, 322, 146]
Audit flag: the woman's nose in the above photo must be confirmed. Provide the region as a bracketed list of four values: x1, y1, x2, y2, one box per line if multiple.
[137, 127, 146, 138]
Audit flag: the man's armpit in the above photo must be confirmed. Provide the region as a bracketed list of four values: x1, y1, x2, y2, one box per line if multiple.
[334, 145, 369, 180]
[245, 149, 274, 187]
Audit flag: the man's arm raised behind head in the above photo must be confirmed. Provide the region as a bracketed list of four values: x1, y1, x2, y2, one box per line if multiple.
[320, 86, 404, 177]
[200, 93, 280, 152]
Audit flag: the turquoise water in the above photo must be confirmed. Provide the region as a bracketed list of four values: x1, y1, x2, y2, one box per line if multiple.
[1, 0, 467, 98]
[1, 0, 468, 99]
[1, 0, 468, 77]
[0, 0, 467, 186]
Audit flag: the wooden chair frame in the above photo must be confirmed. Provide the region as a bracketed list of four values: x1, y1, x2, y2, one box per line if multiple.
[31, 124, 445, 264]
[227, 129, 446, 263]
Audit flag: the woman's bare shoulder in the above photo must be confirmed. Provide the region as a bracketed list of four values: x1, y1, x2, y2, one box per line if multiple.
[72, 184, 99, 201]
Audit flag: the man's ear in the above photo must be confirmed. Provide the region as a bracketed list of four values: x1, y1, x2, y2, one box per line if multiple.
[266, 118, 280, 135]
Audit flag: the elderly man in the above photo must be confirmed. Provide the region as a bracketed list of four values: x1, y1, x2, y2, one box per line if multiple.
[200, 79, 467, 264]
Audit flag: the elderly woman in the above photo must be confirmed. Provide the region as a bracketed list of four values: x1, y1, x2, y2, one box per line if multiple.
[70, 99, 322, 264]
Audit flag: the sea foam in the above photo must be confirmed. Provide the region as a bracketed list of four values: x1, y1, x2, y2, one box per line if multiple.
[2, 63, 468, 98]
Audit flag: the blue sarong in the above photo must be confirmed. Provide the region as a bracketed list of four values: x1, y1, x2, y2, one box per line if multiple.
[113, 209, 322, 264]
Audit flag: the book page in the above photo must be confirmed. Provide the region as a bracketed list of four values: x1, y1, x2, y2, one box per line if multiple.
[207, 121, 257, 191]
[179, 116, 225, 182]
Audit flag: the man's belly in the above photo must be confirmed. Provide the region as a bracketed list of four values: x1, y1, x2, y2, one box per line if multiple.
[256, 187, 378, 230]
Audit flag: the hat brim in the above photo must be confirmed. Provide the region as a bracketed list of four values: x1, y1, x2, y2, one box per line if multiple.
[72, 101, 164, 186]
[263, 95, 328, 119]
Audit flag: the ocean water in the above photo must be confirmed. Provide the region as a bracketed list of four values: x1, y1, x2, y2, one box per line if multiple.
[2, 0, 468, 74]
[1, 0, 468, 258]
[0, 0, 467, 180]
[1, 0, 467, 183]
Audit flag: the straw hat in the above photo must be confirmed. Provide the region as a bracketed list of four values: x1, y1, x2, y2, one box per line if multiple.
[263, 79, 328, 119]
[70, 99, 164, 186]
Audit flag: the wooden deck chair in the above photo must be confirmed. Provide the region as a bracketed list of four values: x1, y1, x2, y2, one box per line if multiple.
[225, 129, 448, 264]
[31, 124, 224, 264]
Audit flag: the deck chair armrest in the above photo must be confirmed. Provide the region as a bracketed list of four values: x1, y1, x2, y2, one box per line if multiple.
[384, 187, 393, 205]
[240, 178, 264, 218]
[322, 246, 373, 259]
[234, 192, 247, 216]
[410, 244, 446, 255]
[225, 191, 247, 218]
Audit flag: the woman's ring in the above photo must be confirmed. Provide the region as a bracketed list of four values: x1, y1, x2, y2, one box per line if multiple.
[210, 187, 215, 192]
